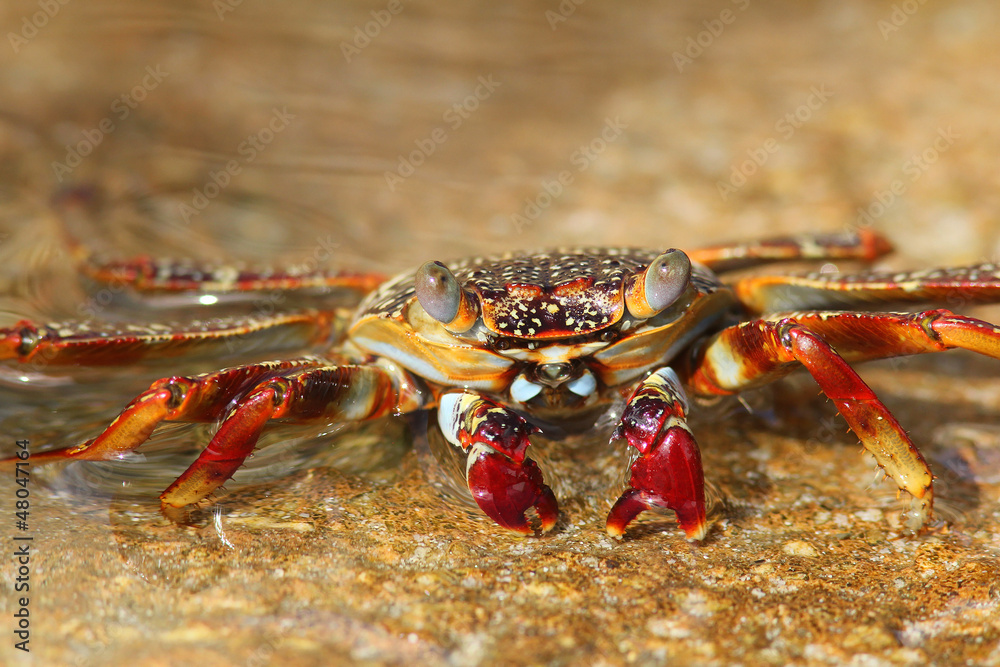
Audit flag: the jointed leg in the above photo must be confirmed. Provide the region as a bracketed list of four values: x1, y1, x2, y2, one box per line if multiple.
[688, 318, 935, 531]
[53, 186, 386, 297]
[437, 391, 558, 534]
[733, 261, 1000, 315]
[79, 256, 385, 296]
[688, 229, 890, 274]
[3, 357, 426, 520]
[161, 360, 424, 520]
[23, 358, 327, 465]
[0, 311, 345, 366]
[754, 309, 1000, 364]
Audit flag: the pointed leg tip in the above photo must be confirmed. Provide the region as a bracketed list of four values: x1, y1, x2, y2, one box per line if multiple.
[605, 488, 646, 539]
[487, 495, 559, 536]
[675, 502, 709, 541]
[681, 518, 709, 542]
[506, 520, 533, 536]
[536, 487, 559, 533]
[607, 489, 710, 541]
[901, 493, 933, 534]
[605, 522, 626, 540]
[160, 501, 192, 525]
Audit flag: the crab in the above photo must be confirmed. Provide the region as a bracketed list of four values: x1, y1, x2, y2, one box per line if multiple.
[4, 224, 1000, 540]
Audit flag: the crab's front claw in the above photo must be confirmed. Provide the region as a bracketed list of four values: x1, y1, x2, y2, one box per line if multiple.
[606, 424, 707, 540]
[439, 391, 559, 534]
[607, 367, 707, 541]
[467, 446, 558, 534]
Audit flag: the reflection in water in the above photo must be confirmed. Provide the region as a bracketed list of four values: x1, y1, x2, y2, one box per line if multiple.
[99, 417, 411, 589]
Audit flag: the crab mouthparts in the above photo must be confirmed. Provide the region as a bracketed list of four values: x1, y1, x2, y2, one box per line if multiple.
[537, 362, 573, 385]
[509, 364, 598, 408]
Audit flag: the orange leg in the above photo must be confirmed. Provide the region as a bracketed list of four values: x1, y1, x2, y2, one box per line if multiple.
[160, 361, 424, 520]
[0, 311, 343, 366]
[759, 309, 1000, 363]
[687, 317, 939, 532]
[53, 185, 385, 297]
[19, 359, 326, 465]
[687, 229, 890, 274]
[79, 256, 385, 296]
[732, 261, 1000, 316]
[2, 357, 425, 521]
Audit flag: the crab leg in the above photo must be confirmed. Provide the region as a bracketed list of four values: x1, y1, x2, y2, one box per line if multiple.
[159, 361, 424, 520]
[733, 261, 1000, 315]
[79, 256, 385, 296]
[10, 359, 327, 466]
[2, 356, 426, 521]
[437, 391, 558, 535]
[761, 309, 1000, 363]
[607, 368, 707, 541]
[0, 312, 343, 367]
[688, 229, 891, 274]
[687, 318, 934, 531]
[51, 187, 385, 297]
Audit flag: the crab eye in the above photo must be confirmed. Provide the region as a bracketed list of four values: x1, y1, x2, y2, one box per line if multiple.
[415, 261, 460, 322]
[414, 261, 479, 333]
[625, 249, 691, 319]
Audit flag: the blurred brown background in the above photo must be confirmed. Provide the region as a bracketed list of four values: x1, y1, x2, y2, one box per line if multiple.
[1, 1, 1000, 665]
[2, 1, 998, 274]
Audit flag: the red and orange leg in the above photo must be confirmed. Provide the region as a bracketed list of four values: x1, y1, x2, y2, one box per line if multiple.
[160, 360, 424, 520]
[732, 261, 1000, 316]
[78, 255, 385, 296]
[437, 392, 558, 535]
[0, 312, 345, 366]
[687, 314, 985, 532]
[21, 358, 326, 465]
[761, 309, 1000, 363]
[2, 357, 426, 521]
[688, 229, 891, 274]
[607, 367, 707, 541]
[52, 186, 386, 297]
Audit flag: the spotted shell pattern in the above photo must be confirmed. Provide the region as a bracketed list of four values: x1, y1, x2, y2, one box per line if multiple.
[360, 248, 715, 339]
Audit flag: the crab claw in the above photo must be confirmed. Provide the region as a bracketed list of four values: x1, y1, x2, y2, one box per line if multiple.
[606, 424, 707, 541]
[467, 445, 558, 535]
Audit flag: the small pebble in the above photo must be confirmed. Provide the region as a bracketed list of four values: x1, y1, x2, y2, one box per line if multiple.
[854, 509, 884, 523]
[783, 540, 819, 557]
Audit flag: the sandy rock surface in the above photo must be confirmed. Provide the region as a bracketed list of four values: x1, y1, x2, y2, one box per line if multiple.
[1, 1, 999, 665]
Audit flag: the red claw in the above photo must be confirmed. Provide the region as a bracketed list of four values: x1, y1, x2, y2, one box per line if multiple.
[467, 448, 558, 535]
[607, 425, 707, 541]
